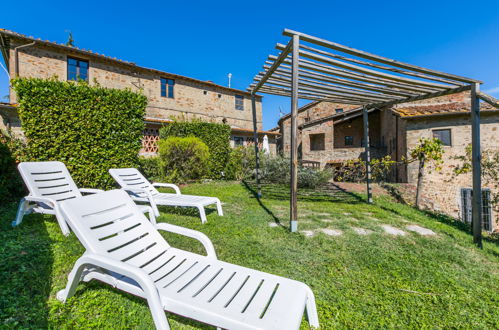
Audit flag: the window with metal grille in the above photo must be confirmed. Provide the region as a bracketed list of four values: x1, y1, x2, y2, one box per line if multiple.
[345, 136, 353, 146]
[432, 129, 451, 146]
[460, 188, 492, 231]
[310, 133, 325, 151]
[235, 95, 244, 110]
[160, 78, 175, 98]
[67, 57, 89, 81]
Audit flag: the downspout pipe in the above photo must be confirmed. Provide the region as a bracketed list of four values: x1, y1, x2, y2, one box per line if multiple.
[14, 41, 36, 77]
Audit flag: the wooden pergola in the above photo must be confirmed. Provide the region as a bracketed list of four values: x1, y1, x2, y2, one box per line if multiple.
[248, 29, 499, 247]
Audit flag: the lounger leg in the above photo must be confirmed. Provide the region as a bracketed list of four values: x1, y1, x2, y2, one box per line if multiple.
[56, 259, 88, 302]
[305, 287, 320, 328]
[54, 210, 71, 237]
[216, 199, 224, 217]
[198, 206, 207, 224]
[12, 198, 29, 227]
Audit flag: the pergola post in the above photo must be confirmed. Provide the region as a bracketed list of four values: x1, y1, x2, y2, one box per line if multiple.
[289, 34, 300, 232]
[362, 106, 373, 203]
[251, 94, 262, 198]
[470, 83, 482, 248]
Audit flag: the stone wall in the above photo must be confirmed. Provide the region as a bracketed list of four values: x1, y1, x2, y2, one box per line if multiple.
[7, 40, 263, 130]
[404, 112, 498, 230]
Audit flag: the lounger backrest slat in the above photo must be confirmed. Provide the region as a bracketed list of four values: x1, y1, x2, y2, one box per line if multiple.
[18, 161, 82, 201]
[109, 168, 159, 198]
[60, 190, 170, 265]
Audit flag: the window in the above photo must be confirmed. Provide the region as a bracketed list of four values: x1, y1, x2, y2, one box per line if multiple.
[345, 136, 353, 146]
[310, 133, 325, 151]
[67, 57, 88, 81]
[160, 78, 175, 98]
[433, 129, 451, 146]
[335, 108, 344, 113]
[235, 95, 244, 110]
[304, 117, 311, 122]
[460, 188, 493, 231]
[233, 136, 244, 146]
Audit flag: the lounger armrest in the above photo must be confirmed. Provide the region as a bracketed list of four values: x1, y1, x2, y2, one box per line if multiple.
[155, 223, 217, 259]
[25, 195, 57, 208]
[152, 183, 181, 195]
[79, 188, 105, 195]
[124, 187, 153, 200]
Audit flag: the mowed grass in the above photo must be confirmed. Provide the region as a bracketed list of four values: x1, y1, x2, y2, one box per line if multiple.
[0, 181, 498, 329]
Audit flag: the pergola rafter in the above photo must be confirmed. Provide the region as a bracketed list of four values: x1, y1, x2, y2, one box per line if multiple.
[248, 29, 488, 248]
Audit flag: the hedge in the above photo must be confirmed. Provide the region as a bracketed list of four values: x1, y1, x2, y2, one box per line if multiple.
[0, 130, 25, 202]
[159, 120, 231, 179]
[12, 78, 147, 189]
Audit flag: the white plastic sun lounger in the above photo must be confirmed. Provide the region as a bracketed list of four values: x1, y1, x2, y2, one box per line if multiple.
[109, 168, 223, 224]
[13, 161, 154, 236]
[57, 189, 319, 329]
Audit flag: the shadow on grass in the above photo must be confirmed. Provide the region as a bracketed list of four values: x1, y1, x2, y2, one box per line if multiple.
[0, 204, 53, 328]
[243, 180, 364, 204]
[242, 180, 365, 228]
[242, 181, 283, 227]
[421, 209, 498, 246]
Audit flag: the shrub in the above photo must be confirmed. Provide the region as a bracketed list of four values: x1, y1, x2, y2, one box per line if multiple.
[138, 156, 161, 181]
[225, 146, 262, 180]
[298, 166, 333, 188]
[159, 120, 231, 179]
[0, 129, 26, 202]
[259, 155, 333, 189]
[158, 136, 210, 183]
[12, 78, 147, 189]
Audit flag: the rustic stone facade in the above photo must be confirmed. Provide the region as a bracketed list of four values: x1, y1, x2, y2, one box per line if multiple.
[404, 112, 498, 228]
[6, 39, 263, 130]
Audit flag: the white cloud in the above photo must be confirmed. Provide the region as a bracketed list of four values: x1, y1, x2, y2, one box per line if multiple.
[484, 86, 499, 94]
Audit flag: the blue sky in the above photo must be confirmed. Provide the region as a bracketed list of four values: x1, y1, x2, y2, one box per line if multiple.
[1, 0, 499, 129]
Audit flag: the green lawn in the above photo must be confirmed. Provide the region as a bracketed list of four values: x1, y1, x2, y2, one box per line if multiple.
[1, 181, 498, 329]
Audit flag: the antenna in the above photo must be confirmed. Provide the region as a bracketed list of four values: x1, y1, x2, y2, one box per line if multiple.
[228, 73, 232, 88]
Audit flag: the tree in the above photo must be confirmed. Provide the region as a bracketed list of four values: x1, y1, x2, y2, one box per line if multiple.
[409, 138, 444, 209]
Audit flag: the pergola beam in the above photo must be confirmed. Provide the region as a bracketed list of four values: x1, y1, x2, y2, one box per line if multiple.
[268, 55, 444, 94]
[299, 44, 466, 87]
[266, 64, 420, 97]
[477, 92, 499, 109]
[276, 44, 457, 90]
[251, 39, 293, 93]
[259, 71, 401, 101]
[283, 29, 481, 84]
[260, 76, 397, 103]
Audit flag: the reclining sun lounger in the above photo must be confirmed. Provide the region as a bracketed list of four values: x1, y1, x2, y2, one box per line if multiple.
[109, 168, 223, 223]
[57, 189, 319, 329]
[13, 161, 154, 235]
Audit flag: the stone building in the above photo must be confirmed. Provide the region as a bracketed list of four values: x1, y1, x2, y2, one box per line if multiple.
[277, 92, 499, 230]
[0, 29, 278, 154]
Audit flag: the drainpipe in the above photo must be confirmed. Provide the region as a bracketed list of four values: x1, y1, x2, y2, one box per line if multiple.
[14, 41, 36, 77]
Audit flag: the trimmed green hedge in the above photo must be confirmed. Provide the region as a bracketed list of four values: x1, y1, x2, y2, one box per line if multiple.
[159, 120, 231, 179]
[0, 130, 25, 202]
[13, 78, 147, 189]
